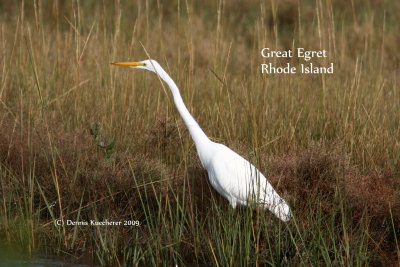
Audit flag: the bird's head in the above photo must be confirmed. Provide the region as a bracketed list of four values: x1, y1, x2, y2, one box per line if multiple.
[111, 59, 162, 74]
[111, 59, 171, 83]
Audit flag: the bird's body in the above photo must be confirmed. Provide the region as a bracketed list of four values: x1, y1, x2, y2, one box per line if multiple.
[112, 59, 291, 222]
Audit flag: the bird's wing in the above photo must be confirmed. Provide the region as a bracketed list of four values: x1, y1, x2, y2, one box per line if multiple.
[208, 144, 279, 205]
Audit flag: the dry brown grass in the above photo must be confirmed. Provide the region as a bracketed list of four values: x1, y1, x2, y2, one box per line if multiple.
[0, 0, 399, 265]
[1, 118, 399, 262]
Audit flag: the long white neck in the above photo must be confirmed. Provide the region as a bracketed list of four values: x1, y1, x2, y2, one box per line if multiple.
[155, 68, 212, 151]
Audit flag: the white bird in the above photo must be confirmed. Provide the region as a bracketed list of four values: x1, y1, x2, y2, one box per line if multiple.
[112, 60, 291, 222]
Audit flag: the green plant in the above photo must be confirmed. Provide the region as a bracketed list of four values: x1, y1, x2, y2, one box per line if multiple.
[90, 122, 116, 162]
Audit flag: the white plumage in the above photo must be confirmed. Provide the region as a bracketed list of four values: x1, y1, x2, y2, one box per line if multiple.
[112, 59, 291, 222]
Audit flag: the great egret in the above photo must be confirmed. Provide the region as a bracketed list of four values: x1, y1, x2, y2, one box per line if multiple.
[112, 60, 291, 222]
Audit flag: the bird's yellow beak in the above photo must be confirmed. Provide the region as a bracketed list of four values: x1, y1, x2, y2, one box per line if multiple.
[111, 62, 145, 67]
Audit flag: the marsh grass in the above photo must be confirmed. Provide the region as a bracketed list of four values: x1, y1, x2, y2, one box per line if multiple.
[0, 0, 399, 265]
